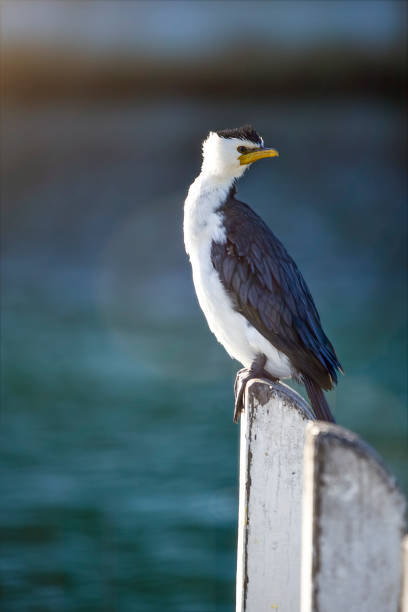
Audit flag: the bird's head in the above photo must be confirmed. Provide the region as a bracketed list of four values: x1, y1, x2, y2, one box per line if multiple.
[201, 125, 279, 181]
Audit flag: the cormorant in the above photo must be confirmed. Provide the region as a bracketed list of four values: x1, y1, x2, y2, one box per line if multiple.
[183, 125, 342, 423]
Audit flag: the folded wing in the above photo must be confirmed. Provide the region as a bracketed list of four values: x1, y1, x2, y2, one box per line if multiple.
[211, 193, 342, 390]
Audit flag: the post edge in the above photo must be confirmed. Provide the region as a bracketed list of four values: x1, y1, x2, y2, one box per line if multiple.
[301, 421, 320, 612]
[401, 534, 408, 612]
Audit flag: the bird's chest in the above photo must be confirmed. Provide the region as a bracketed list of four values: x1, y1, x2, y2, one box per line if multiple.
[184, 184, 227, 271]
[185, 207, 226, 303]
[185, 206, 252, 362]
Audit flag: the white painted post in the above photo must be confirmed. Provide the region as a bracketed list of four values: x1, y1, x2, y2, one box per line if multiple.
[402, 535, 408, 612]
[301, 422, 407, 612]
[236, 378, 314, 612]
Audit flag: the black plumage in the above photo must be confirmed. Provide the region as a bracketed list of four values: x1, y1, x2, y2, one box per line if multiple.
[211, 185, 342, 422]
[216, 125, 262, 145]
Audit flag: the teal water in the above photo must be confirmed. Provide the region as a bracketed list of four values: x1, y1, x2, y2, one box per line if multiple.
[1, 100, 407, 610]
[1, 260, 237, 612]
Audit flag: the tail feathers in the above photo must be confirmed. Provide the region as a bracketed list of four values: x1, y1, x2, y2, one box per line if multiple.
[303, 376, 335, 423]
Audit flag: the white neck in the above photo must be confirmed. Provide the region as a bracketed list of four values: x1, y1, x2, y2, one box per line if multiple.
[201, 157, 247, 183]
[187, 169, 235, 210]
[183, 171, 233, 256]
[199, 169, 235, 193]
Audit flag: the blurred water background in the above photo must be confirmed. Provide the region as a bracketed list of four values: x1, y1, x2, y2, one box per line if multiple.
[1, 2, 407, 610]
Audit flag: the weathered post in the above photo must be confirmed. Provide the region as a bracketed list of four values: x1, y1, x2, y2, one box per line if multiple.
[402, 535, 408, 612]
[301, 422, 407, 612]
[401, 535, 408, 612]
[236, 378, 313, 612]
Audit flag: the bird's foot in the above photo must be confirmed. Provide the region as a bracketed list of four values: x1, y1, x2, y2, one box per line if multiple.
[233, 368, 252, 423]
[233, 354, 269, 423]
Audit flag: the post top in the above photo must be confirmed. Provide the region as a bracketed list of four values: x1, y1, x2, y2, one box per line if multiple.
[305, 420, 407, 507]
[245, 378, 315, 421]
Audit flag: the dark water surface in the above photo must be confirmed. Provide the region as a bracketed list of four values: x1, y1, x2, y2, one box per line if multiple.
[1, 100, 407, 610]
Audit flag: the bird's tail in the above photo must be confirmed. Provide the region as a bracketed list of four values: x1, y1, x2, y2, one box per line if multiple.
[303, 376, 335, 423]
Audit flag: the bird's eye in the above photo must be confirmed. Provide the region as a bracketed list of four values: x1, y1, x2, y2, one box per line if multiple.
[237, 146, 247, 154]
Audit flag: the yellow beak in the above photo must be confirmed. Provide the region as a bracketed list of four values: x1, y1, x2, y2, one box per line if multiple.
[239, 147, 279, 165]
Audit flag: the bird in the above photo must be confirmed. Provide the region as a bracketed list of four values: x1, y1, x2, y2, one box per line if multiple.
[183, 125, 342, 423]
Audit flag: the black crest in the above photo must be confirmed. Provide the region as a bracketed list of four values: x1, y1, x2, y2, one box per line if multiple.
[216, 125, 262, 145]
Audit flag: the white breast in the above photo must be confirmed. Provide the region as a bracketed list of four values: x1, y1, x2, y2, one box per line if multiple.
[184, 175, 293, 379]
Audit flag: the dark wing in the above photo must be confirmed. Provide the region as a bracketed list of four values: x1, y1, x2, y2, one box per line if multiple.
[211, 196, 342, 389]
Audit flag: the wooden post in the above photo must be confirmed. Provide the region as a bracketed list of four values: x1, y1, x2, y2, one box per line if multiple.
[401, 535, 408, 612]
[402, 535, 408, 612]
[236, 378, 314, 612]
[301, 422, 407, 612]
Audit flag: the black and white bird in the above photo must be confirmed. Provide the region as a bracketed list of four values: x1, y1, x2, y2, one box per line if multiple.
[183, 125, 342, 423]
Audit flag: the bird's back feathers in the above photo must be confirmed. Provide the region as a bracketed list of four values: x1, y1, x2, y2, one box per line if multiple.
[211, 187, 342, 391]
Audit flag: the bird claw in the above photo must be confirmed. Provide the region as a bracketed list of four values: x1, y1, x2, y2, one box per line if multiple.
[234, 368, 251, 423]
[233, 355, 278, 423]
